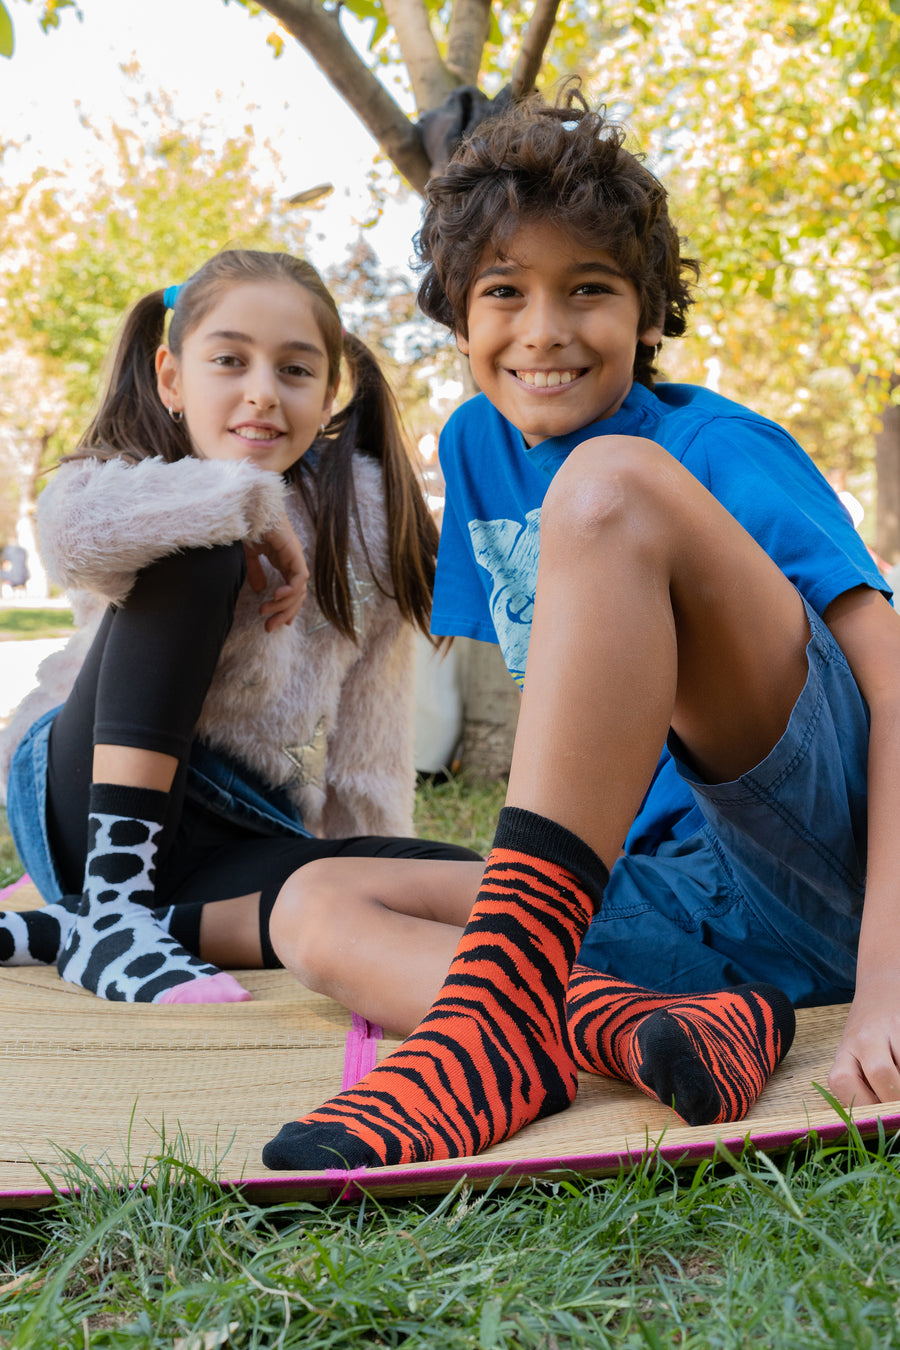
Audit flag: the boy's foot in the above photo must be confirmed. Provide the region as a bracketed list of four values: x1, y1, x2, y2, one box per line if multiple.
[566, 966, 796, 1125]
[262, 807, 609, 1171]
[57, 782, 250, 1004]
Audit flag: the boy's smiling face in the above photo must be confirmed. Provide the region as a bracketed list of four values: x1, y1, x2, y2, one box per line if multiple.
[457, 221, 663, 447]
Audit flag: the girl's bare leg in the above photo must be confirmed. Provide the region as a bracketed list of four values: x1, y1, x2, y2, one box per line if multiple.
[269, 857, 483, 1033]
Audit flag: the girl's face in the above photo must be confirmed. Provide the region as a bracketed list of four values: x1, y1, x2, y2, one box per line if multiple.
[155, 279, 337, 475]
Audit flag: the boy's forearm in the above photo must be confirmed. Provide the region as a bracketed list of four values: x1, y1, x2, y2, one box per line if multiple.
[854, 692, 900, 988]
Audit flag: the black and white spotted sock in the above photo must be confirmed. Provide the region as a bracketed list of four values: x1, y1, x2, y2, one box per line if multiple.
[56, 783, 251, 1004]
[0, 895, 81, 966]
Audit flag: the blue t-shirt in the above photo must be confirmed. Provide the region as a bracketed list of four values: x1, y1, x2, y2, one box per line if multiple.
[433, 381, 888, 853]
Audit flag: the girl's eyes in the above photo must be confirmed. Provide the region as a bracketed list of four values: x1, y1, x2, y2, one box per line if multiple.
[210, 355, 313, 378]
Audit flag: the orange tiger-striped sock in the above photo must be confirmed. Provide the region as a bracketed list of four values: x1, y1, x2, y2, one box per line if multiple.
[262, 808, 609, 1171]
[566, 966, 796, 1126]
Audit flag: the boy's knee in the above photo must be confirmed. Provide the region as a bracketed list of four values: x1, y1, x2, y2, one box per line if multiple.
[541, 435, 670, 540]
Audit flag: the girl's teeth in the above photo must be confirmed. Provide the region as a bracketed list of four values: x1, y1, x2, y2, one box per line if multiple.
[240, 428, 278, 441]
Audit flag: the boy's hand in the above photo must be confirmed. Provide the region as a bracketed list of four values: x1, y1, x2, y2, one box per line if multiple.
[244, 518, 309, 632]
[828, 975, 900, 1107]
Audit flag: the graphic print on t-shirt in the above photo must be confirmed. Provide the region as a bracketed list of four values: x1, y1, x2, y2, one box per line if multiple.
[468, 507, 541, 687]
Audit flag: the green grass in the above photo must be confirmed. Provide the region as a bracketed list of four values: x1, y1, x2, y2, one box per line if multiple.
[2, 1127, 900, 1348]
[0, 608, 74, 641]
[0, 809, 20, 891]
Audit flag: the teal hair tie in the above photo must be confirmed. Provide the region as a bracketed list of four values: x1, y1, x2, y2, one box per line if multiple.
[163, 284, 182, 310]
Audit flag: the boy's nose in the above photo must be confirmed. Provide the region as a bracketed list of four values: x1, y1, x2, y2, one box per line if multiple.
[520, 295, 571, 349]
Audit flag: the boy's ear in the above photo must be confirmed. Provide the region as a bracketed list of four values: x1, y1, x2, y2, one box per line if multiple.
[155, 346, 182, 413]
[639, 322, 664, 349]
[455, 332, 470, 356]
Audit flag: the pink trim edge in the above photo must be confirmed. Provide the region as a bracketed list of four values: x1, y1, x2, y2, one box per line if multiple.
[4, 1109, 900, 1205]
[237, 1107, 900, 1203]
[0, 873, 31, 904]
[341, 1012, 383, 1090]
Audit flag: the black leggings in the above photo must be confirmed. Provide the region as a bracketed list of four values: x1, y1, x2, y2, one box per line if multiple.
[45, 544, 481, 909]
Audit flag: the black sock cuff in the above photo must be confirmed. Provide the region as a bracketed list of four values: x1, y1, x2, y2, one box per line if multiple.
[164, 901, 204, 955]
[492, 806, 609, 910]
[89, 782, 169, 824]
[258, 884, 284, 969]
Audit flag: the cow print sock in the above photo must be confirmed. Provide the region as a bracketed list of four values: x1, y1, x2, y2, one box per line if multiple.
[0, 895, 81, 966]
[56, 783, 251, 1004]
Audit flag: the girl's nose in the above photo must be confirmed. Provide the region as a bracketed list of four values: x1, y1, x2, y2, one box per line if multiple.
[246, 370, 279, 409]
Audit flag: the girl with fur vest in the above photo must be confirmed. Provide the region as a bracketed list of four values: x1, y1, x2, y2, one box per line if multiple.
[0, 248, 478, 1004]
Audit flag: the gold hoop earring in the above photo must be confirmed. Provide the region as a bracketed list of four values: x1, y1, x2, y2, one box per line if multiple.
[168, 406, 184, 424]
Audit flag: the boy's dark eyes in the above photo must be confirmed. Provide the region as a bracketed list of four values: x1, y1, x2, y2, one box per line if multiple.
[478, 282, 616, 300]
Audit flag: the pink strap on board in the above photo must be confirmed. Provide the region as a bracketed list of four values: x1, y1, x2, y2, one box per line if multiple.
[0, 873, 31, 904]
[341, 1011, 382, 1089]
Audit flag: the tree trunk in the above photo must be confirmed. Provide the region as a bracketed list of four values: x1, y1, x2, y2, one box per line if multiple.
[875, 399, 900, 565]
[457, 637, 520, 781]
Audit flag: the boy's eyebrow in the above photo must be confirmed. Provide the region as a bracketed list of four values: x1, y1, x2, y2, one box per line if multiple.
[473, 260, 629, 283]
[204, 329, 325, 357]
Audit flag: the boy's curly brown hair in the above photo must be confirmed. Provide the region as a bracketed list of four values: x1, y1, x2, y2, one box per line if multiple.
[415, 86, 699, 387]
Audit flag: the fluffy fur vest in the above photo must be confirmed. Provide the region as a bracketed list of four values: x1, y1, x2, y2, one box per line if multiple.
[0, 453, 416, 838]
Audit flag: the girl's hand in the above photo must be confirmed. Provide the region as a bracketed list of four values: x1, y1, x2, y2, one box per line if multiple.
[244, 518, 309, 632]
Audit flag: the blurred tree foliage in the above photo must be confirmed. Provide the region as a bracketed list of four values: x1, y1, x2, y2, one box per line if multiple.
[0, 93, 299, 469]
[580, 0, 899, 514]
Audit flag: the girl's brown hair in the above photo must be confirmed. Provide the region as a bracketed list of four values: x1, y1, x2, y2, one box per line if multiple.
[74, 249, 437, 640]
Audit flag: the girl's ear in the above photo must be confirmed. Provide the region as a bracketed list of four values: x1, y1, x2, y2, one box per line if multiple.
[155, 346, 182, 414]
[321, 385, 338, 429]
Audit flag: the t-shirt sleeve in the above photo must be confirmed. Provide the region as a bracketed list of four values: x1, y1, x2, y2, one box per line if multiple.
[431, 415, 501, 643]
[679, 415, 889, 613]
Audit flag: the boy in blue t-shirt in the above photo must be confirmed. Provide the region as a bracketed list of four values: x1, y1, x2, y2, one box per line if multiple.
[262, 93, 900, 1175]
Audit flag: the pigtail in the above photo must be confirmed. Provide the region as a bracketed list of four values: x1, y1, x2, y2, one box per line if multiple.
[294, 331, 438, 643]
[68, 291, 192, 465]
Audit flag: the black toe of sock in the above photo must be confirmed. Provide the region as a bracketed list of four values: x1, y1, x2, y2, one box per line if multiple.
[634, 1009, 723, 1127]
[262, 1121, 382, 1172]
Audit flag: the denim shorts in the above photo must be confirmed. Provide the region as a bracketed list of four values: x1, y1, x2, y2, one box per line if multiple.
[577, 599, 868, 1007]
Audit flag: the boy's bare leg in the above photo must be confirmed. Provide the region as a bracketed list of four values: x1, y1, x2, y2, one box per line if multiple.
[263, 435, 804, 1170]
[507, 435, 810, 865]
[269, 857, 482, 1032]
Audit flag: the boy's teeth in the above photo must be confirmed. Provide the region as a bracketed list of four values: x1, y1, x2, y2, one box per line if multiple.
[517, 370, 577, 387]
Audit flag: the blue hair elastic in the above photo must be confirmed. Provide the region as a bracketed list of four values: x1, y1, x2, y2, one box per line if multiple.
[163, 284, 183, 311]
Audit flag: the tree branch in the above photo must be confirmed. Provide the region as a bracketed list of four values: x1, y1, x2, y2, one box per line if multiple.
[509, 0, 561, 97]
[380, 0, 459, 109]
[254, 0, 432, 192]
[445, 0, 492, 85]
